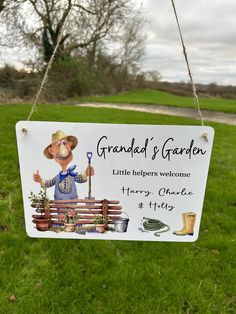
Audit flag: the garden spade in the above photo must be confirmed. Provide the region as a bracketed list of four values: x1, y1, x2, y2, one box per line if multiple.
[85, 152, 95, 205]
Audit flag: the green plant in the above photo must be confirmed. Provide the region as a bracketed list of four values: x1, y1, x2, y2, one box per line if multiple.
[47, 57, 96, 99]
[59, 210, 80, 224]
[94, 216, 107, 225]
[29, 188, 49, 214]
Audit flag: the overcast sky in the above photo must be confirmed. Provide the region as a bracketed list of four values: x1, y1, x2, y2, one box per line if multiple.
[140, 0, 236, 85]
[1, 0, 235, 86]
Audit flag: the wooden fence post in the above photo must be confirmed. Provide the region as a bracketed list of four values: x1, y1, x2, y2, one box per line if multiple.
[45, 203, 51, 227]
[102, 199, 109, 229]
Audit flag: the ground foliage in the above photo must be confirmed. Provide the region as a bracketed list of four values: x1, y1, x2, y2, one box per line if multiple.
[0, 104, 235, 313]
[2, 63, 236, 103]
[78, 89, 236, 114]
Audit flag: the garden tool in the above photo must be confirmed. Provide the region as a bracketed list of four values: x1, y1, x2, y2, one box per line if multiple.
[142, 217, 170, 237]
[173, 212, 196, 236]
[85, 152, 95, 205]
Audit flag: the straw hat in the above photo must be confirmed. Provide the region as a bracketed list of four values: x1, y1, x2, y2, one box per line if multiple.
[44, 130, 78, 159]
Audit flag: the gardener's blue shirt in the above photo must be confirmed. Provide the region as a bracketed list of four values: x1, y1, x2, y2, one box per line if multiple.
[42, 165, 87, 200]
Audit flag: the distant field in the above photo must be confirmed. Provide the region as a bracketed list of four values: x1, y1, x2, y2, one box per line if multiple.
[0, 103, 235, 313]
[78, 89, 236, 114]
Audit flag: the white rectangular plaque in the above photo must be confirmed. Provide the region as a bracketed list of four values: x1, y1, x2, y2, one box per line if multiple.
[16, 121, 214, 242]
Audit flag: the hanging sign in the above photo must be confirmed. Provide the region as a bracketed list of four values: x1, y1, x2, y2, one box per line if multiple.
[16, 121, 214, 242]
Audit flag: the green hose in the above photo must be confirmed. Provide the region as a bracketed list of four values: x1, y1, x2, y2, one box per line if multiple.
[143, 217, 170, 237]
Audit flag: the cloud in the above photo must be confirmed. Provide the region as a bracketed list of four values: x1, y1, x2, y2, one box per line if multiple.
[141, 0, 236, 85]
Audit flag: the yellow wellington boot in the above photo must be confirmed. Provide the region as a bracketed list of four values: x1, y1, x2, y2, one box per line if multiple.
[173, 212, 196, 236]
[173, 212, 187, 235]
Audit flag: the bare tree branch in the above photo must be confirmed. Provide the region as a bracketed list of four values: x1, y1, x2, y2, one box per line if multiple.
[0, 0, 5, 13]
[0, 0, 145, 70]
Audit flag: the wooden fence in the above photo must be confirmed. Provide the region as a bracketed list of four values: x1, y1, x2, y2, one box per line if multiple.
[32, 199, 122, 228]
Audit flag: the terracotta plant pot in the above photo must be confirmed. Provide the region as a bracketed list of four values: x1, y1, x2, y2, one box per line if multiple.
[64, 223, 75, 232]
[35, 217, 50, 231]
[96, 224, 106, 233]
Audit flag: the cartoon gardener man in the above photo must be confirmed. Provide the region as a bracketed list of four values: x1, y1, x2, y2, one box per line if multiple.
[33, 130, 94, 200]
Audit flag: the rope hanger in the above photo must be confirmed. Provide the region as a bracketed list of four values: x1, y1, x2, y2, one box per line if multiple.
[170, 0, 204, 127]
[23, 0, 207, 140]
[26, 4, 74, 121]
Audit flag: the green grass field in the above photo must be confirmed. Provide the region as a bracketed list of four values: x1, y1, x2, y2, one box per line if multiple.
[0, 104, 235, 313]
[78, 89, 236, 114]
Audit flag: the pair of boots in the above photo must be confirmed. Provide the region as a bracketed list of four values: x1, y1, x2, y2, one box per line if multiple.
[173, 212, 196, 236]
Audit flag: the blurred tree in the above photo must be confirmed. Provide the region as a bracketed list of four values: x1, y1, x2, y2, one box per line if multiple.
[1, 0, 145, 68]
[0, 1, 27, 48]
[144, 70, 162, 83]
[0, 0, 147, 97]
[0, 0, 5, 13]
